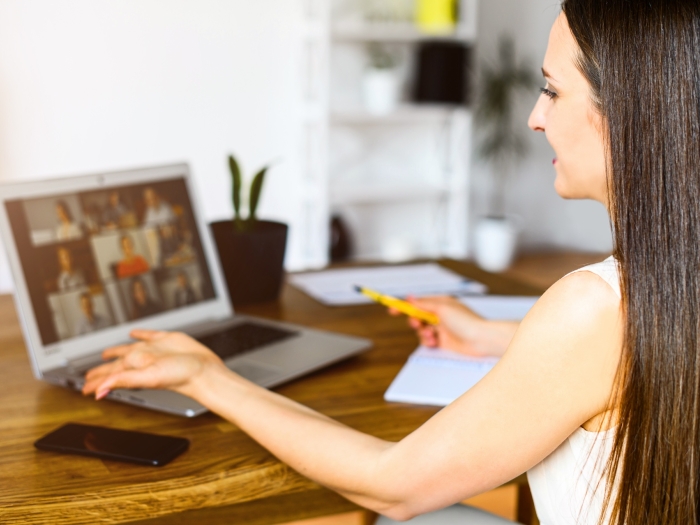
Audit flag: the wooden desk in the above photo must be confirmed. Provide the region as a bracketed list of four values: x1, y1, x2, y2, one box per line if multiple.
[0, 260, 542, 525]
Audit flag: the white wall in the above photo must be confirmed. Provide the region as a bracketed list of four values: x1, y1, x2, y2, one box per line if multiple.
[472, 0, 613, 254]
[0, 0, 615, 294]
[0, 0, 312, 292]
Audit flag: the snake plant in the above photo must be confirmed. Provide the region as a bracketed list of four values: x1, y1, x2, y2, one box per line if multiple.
[475, 36, 537, 215]
[228, 154, 269, 232]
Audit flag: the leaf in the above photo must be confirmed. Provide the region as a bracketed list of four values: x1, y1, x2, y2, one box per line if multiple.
[474, 35, 538, 165]
[248, 166, 268, 226]
[228, 155, 242, 223]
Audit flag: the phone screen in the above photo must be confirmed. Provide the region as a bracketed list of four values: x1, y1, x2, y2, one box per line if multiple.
[34, 423, 189, 466]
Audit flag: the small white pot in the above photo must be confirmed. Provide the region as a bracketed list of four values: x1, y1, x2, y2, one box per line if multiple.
[473, 216, 519, 273]
[381, 237, 417, 263]
[362, 69, 399, 115]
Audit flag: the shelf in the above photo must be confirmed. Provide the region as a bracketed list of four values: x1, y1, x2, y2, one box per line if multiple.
[330, 105, 466, 125]
[320, 2, 476, 260]
[331, 21, 475, 43]
[330, 183, 452, 205]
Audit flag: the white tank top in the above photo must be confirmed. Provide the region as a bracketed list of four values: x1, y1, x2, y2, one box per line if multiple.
[526, 256, 620, 525]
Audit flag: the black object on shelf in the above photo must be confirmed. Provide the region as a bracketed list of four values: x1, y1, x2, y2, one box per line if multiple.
[413, 41, 471, 105]
[330, 214, 353, 262]
[210, 220, 288, 305]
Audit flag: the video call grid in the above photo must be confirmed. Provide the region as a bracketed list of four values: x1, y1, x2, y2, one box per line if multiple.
[6, 177, 216, 347]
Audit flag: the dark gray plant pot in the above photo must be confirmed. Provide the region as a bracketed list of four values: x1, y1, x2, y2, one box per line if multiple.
[210, 220, 288, 306]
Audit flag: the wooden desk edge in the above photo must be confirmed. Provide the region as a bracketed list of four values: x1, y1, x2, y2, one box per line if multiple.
[0, 461, 318, 524]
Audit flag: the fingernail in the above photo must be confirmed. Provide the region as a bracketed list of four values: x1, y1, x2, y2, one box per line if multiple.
[96, 388, 110, 400]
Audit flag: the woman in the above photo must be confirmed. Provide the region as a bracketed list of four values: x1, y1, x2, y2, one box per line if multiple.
[130, 277, 162, 320]
[142, 187, 175, 227]
[55, 200, 81, 241]
[102, 191, 129, 230]
[83, 2, 700, 523]
[116, 234, 150, 279]
[56, 246, 86, 291]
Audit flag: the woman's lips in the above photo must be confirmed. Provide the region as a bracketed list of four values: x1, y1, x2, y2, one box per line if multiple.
[552, 158, 558, 165]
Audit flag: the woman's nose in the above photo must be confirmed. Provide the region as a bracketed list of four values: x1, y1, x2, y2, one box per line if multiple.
[528, 95, 547, 132]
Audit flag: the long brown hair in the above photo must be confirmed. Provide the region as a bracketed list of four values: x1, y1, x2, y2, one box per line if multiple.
[562, 1, 700, 523]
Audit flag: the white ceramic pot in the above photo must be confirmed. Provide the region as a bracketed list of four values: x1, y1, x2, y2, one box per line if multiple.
[362, 69, 399, 115]
[473, 216, 518, 273]
[381, 237, 417, 263]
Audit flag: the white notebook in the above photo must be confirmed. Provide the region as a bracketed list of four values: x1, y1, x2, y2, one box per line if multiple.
[384, 295, 539, 406]
[384, 347, 499, 406]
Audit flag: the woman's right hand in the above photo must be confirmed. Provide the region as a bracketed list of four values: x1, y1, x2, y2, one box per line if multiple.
[393, 296, 519, 358]
[82, 329, 228, 400]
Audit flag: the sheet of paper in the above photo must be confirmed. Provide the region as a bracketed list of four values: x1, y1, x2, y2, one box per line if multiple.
[459, 295, 539, 321]
[384, 295, 539, 406]
[289, 263, 487, 306]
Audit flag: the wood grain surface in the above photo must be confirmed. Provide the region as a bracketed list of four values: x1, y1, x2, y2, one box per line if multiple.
[0, 259, 543, 524]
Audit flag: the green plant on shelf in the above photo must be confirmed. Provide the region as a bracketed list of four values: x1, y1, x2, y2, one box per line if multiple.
[366, 42, 399, 69]
[475, 36, 537, 216]
[228, 154, 269, 232]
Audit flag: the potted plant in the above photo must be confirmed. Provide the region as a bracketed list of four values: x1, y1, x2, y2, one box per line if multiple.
[362, 43, 401, 115]
[473, 36, 536, 272]
[210, 155, 288, 305]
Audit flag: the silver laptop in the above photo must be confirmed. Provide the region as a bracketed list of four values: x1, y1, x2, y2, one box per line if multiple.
[0, 163, 371, 417]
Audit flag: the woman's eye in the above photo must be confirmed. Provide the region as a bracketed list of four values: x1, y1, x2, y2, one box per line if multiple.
[540, 87, 557, 99]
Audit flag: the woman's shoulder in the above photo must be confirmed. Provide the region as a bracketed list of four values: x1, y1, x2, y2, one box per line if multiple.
[503, 256, 623, 371]
[534, 258, 621, 329]
[562, 256, 620, 299]
[517, 256, 621, 329]
[492, 259, 624, 429]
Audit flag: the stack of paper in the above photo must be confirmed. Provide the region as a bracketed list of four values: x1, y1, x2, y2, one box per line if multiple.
[289, 263, 486, 306]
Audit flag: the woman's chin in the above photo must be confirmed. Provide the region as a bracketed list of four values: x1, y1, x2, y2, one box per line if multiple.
[553, 177, 579, 200]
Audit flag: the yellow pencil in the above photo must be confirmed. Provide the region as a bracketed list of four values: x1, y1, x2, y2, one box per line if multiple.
[354, 285, 440, 325]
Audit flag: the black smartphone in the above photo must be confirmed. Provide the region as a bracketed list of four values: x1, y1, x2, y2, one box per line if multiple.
[34, 423, 189, 466]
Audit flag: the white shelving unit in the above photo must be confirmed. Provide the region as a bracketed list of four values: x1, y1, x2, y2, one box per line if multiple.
[299, 0, 331, 268]
[298, 0, 477, 264]
[331, 20, 476, 42]
[330, 104, 458, 125]
[330, 181, 453, 205]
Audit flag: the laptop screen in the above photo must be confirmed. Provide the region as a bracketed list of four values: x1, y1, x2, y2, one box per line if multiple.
[4, 177, 217, 346]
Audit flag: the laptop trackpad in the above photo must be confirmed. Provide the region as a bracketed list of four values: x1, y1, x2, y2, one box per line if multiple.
[229, 360, 281, 384]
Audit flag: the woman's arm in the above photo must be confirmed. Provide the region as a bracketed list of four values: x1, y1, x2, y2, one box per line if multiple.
[83, 271, 622, 521]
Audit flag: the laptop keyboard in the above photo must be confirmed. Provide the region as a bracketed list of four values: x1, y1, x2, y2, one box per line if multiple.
[196, 322, 299, 360]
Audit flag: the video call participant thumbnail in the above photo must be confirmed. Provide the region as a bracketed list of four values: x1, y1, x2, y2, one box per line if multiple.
[55, 200, 82, 241]
[130, 277, 162, 319]
[173, 272, 196, 307]
[116, 234, 150, 279]
[101, 191, 129, 230]
[74, 293, 111, 336]
[143, 188, 175, 226]
[56, 247, 86, 291]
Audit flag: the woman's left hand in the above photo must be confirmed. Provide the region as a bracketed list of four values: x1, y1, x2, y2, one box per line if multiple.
[82, 329, 226, 400]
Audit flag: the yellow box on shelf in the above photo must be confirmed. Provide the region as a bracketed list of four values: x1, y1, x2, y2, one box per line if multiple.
[415, 0, 457, 35]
